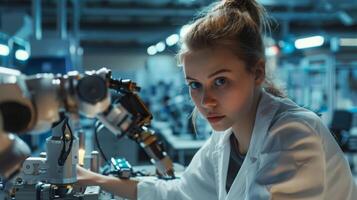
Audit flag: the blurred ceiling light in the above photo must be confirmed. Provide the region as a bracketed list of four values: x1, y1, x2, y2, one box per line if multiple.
[155, 42, 166, 52]
[166, 34, 179, 46]
[339, 38, 357, 46]
[265, 45, 279, 56]
[70, 44, 76, 54]
[147, 45, 157, 55]
[279, 40, 294, 54]
[15, 49, 30, 61]
[0, 44, 10, 56]
[294, 36, 324, 49]
[180, 25, 191, 38]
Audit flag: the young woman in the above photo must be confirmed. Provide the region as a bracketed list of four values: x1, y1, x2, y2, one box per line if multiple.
[77, 0, 357, 199]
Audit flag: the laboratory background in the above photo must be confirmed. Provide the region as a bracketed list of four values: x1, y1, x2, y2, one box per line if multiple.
[0, 0, 356, 199]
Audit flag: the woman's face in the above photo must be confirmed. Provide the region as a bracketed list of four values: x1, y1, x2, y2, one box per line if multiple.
[183, 47, 263, 131]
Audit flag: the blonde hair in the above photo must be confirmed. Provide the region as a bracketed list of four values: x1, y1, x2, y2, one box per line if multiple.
[179, 0, 284, 97]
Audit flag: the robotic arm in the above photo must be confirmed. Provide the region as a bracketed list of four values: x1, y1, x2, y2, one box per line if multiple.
[97, 81, 174, 178]
[0, 67, 174, 182]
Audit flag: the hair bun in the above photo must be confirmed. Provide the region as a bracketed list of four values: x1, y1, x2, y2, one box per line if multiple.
[220, 0, 267, 32]
[224, 0, 247, 10]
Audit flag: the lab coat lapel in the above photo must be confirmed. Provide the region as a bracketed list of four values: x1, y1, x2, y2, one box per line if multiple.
[214, 129, 232, 200]
[224, 90, 281, 200]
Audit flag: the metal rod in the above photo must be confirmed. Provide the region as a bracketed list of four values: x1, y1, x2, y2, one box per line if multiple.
[32, 0, 42, 40]
[57, 0, 67, 40]
[72, 0, 80, 41]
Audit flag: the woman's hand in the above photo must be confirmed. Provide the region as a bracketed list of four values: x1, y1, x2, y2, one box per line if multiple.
[76, 165, 138, 199]
[76, 165, 101, 186]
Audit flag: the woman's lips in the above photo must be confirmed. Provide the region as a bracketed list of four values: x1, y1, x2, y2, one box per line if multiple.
[207, 115, 225, 123]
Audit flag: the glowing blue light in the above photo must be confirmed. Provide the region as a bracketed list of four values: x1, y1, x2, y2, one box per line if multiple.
[147, 45, 157, 55]
[0, 44, 10, 56]
[15, 49, 30, 61]
[166, 34, 179, 46]
[155, 42, 165, 52]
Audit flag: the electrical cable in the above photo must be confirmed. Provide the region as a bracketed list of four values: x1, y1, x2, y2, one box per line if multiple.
[58, 117, 74, 166]
[94, 121, 112, 166]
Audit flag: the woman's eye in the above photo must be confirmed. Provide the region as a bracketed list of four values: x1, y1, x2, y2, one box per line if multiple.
[188, 82, 201, 89]
[214, 77, 227, 86]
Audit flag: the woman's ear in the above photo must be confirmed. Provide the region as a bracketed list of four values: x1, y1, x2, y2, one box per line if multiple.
[254, 59, 265, 85]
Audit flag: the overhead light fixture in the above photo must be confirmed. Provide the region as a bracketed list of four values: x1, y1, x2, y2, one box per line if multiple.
[339, 38, 357, 46]
[147, 45, 157, 55]
[15, 49, 30, 61]
[0, 44, 10, 56]
[294, 36, 325, 49]
[166, 34, 179, 46]
[155, 42, 165, 52]
[180, 25, 191, 38]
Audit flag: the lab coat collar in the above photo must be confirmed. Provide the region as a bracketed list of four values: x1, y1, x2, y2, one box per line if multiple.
[214, 89, 281, 199]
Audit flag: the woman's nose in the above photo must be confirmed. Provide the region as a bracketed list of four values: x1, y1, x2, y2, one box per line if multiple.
[201, 90, 217, 108]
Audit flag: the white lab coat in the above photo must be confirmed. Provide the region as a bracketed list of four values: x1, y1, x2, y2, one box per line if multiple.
[137, 90, 357, 200]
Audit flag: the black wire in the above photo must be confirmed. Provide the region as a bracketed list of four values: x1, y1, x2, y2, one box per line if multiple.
[94, 121, 110, 164]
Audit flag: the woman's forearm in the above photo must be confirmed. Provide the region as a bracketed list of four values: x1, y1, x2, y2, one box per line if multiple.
[95, 174, 139, 200]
